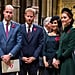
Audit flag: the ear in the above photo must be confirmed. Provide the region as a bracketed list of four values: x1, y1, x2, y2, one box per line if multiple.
[68, 19, 72, 23]
[33, 15, 36, 19]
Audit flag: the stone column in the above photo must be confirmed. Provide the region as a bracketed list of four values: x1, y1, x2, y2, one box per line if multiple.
[52, 0, 57, 16]
[26, 0, 32, 7]
[57, 0, 62, 16]
[41, 0, 47, 18]
[0, 0, 1, 21]
[32, 0, 38, 6]
[47, 0, 52, 16]
[32, 0, 39, 24]
[32, 6, 39, 24]
[12, 0, 20, 22]
[4, 0, 12, 5]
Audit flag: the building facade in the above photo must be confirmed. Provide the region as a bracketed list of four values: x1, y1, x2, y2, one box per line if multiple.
[0, 0, 75, 25]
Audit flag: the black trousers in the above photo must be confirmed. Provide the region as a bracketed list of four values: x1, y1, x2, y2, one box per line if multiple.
[19, 62, 38, 75]
[2, 73, 16, 75]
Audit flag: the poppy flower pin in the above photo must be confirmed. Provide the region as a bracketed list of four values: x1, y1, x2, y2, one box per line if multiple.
[33, 28, 37, 31]
[67, 29, 70, 33]
[55, 36, 60, 42]
[11, 24, 15, 28]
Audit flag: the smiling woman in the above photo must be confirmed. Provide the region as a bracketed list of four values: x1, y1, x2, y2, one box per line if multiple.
[61, 8, 73, 28]
[52, 8, 75, 75]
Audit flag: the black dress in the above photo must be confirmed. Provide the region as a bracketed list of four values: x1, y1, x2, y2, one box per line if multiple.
[42, 34, 60, 75]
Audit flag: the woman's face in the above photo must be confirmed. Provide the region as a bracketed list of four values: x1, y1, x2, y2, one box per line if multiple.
[52, 20, 58, 31]
[61, 13, 71, 27]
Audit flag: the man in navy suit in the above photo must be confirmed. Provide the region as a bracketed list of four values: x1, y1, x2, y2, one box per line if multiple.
[0, 5, 22, 75]
[20, 8, 44, 75]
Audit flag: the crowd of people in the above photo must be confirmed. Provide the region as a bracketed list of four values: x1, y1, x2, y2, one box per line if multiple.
[0, 4, 75, 75]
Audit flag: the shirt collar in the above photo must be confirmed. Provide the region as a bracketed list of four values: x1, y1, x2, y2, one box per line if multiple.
[25, 22, 33, 28]
[3, 19, 11, 25]
[44, 26, 48, 33]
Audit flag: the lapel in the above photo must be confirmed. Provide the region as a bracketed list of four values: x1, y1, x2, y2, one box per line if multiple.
[0, 22, 7, 41]
[23, 24, 28, 41]
[28, 25, 36, 42]
[7, 22, 15, 42]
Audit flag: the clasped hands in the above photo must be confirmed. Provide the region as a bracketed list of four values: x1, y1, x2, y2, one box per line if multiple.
[52, 58, 60, 69]
[22, 56, 36, 64]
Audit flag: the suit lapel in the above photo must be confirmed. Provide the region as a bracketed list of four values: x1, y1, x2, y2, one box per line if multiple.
[0, 22, 7, 41]
[7, 22, 15, 42]
[23, 25, 28, 40]
[28, 25, 36, 42]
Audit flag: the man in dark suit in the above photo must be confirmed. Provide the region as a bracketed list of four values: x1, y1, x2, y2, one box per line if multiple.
[0, 5, 22, 75]
[20, 7, 44, 75]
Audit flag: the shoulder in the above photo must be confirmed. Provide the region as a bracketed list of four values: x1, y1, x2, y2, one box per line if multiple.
[11, 21, 20, 26]
[20, 24, 25, 29]
[70, 27, 75, 33]
[0, 21, 2, 23]
[33, 24, 43, 30]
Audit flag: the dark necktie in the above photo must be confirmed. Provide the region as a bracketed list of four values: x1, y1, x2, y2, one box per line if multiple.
[6, 23, 8, 38]
[28, 27, 30, 40]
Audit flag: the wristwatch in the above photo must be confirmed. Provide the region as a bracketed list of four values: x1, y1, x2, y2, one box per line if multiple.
[8, 53, 13, 57]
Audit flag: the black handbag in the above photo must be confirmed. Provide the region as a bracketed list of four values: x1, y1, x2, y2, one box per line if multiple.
[72, 50, 75, 64]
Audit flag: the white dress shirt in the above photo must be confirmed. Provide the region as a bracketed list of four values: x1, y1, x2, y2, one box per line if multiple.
[3, 19, 11, 32]
[25, 22, 33, 33]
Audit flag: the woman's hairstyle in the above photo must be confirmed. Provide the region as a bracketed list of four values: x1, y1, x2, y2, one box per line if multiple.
[50, 16, 62, 28]
[61, 8, 73, 19]
[43, 17, 52, 26]
[61, 8, 74, 25]
[50, 16, 62, 35]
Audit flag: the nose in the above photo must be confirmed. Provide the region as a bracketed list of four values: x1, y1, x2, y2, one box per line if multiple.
[61, 18, 64, 22]
[7, 12, 10, 16]
[28, 16, 31, 19]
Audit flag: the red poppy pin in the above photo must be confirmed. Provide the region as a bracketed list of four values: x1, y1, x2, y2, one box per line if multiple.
[11, 24, 15, 28]
[55, 36, 60, 42]
[33, 28, 37, 31]
[67, 29, 70, 33]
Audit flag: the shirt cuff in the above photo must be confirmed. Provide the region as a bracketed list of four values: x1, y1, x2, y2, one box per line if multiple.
[8, 53, 13, 57]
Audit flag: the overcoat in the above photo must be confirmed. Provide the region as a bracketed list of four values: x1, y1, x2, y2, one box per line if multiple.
[56, 25, 75, 75]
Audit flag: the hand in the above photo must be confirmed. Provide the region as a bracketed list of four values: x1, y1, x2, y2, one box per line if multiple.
[25, 57, 36, 64]
[22, 57, 36, 64]
[22, 57, 29, 62]
[1, 55, 11, 63]
[52, 58, 60, 69]
[44, 61, 49, 68]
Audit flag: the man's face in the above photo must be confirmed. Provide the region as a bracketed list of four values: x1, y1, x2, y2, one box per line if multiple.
[25, 11, 35, 26]
[3, 6, 14, 22]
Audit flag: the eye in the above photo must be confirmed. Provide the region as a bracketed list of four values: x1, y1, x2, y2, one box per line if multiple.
[53, 22, 57, 24]
[6, 11, 9, 13]
[52, 21, 57, 24]
[30, 16, 33, 18]
[61, 16, 67, 19]
[9, 12, 12, 14]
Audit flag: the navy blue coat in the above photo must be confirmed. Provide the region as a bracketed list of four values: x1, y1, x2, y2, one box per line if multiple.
[0, 21, 22, 59]
[21, 24, 44, 59]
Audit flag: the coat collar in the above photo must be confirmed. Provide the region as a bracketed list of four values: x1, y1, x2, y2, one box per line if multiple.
[64, 24, 72, 32]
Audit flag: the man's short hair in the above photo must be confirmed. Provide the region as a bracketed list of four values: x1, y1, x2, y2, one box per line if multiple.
[25, 8, 36, 16]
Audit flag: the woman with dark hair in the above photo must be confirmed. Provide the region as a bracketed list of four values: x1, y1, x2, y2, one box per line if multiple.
[42, 16, 62, 75]
[52, 8, 75, 75]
